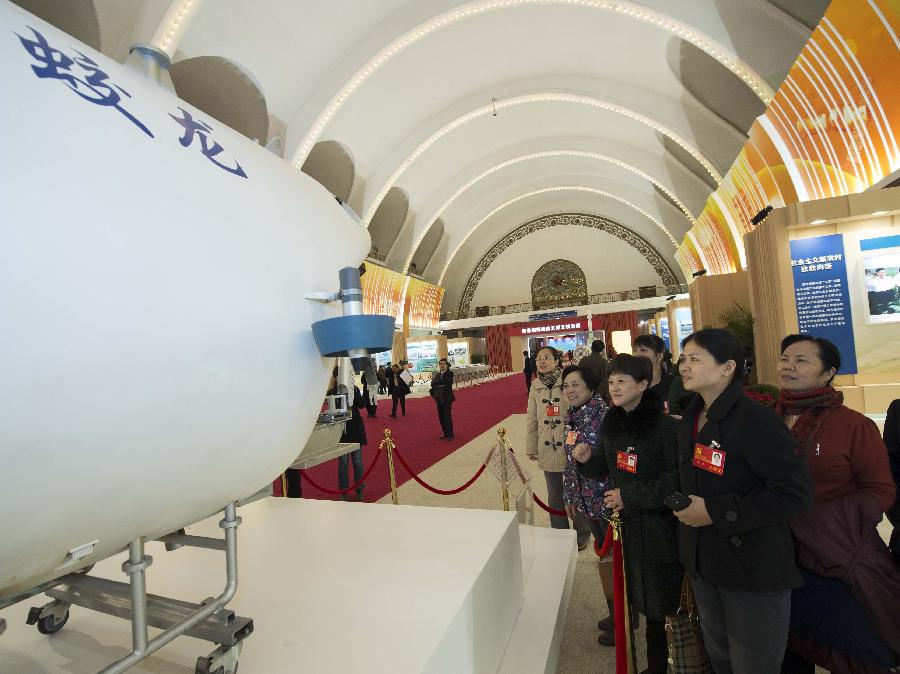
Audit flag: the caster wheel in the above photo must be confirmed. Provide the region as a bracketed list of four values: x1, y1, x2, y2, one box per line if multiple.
[195, 658, 238, 674]
[36, 610, 69, 635]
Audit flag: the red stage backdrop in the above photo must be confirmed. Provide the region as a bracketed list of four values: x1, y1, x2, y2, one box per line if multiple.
[486, 324, 513, 372]
[591, 311, 639, 349]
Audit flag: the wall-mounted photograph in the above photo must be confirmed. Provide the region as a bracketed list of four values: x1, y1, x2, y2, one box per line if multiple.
[861, 235, 900, 325]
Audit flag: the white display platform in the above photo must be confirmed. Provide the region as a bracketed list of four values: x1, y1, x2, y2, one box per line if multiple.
[0, 498, 575, 673]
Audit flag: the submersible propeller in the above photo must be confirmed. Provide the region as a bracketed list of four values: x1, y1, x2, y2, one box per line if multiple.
[309, 266, 395, 371]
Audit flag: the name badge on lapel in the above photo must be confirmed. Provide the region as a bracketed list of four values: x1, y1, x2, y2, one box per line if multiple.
[616, 447, 638, 473]
[693, 440, 725, 476]
[546, 404, 560, 417]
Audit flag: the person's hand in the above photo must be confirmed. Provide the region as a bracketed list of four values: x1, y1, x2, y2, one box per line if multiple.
[565, 503, 575, 519]
[673, 495, 713, 527]
[572, 443, 592, 464]
[603, 489, 624, 513]
[670, 414, 683, 421]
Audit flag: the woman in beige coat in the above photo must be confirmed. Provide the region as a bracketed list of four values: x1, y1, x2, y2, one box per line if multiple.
[526, 346, 592, 549]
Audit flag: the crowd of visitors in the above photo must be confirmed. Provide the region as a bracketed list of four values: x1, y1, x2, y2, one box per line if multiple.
[534, 327, 899, 674]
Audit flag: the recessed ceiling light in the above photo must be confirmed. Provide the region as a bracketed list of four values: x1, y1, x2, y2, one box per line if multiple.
[810, 219, 827, 224]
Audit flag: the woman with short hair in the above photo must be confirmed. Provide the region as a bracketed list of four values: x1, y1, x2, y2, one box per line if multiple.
[559, 364, 615, 637]
[573, 354, 681, 668]
[633, 334, 673, 401]
[526, 346, 591, 549]
[775, 334, 898, 673]
[675, 328, 812, 674]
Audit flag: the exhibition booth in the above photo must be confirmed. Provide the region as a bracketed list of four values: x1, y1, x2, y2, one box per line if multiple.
[745, 187, 900, 414]
[687, 188, 900, 414]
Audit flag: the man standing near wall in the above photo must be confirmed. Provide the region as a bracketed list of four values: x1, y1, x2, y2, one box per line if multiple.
[579, 340, 609, 399]
[523, 350, 535, 393]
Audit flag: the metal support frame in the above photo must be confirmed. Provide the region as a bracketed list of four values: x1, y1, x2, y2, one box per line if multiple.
[22, 502, 250, 674]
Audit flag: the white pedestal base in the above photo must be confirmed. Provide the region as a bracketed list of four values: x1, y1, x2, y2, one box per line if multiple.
[0, 498, 575, 673]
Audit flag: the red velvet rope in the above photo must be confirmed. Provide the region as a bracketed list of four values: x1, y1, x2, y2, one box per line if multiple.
[594, 523, 613, 559]
[532, 493, 567, 517]
[392, 446, 487, 495]
[300, 446, 384, 495]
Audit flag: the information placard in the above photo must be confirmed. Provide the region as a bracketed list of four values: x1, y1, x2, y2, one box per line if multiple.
[789, 234, 857, 373]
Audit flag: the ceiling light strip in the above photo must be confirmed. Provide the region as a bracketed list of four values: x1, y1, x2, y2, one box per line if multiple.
[362, 91, 721, 225]
[151, 0, 203, 58]
[403, 148, 694, 272]
[291, 0, 773, 167]
[437, 185, 677, 284]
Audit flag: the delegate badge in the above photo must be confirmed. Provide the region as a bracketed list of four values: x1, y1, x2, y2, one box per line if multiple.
[546, 404, 560, 417]
[693, 441, 726, 476]
[616, 448, 638, 474]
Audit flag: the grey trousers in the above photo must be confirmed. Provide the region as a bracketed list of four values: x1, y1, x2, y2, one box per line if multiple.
[691, 574, 791, 674]
[543, 471, 591, 544]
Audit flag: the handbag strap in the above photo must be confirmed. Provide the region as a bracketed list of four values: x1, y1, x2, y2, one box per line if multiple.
[678, 574, 696, 615]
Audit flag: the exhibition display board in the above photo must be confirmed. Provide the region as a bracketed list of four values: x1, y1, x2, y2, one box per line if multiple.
[361, 262, 445, 330]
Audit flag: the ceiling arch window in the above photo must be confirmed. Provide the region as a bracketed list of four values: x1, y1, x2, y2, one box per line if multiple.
[531, 259, 588, 310]
[367, 186, 409, 261]
[300, 140, 356, 204]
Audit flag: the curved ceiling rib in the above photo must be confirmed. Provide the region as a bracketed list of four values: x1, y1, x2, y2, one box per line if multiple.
[437, 185, 678, 284]
[400, 149, 696, 272]
[290, 0, 775, 167]
[361, 91, 723, 225]
[363, 92, 723, 226]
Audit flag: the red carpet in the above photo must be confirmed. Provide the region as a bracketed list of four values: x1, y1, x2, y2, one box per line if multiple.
[295, 373, 527, 502]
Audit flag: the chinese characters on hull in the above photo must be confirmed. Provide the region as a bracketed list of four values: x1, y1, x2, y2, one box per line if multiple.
[16, 26, 153, 137]
[15, 26, 248, 180]
[169, 107, 247, 178]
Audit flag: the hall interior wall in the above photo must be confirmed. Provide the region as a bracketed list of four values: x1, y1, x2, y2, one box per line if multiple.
[460, 225, 664, 312]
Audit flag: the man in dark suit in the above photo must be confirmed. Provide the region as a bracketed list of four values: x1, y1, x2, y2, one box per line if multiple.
[431, 358, 456, 440]
[523, 350, 535, 393]
[579, 340, 609, 398]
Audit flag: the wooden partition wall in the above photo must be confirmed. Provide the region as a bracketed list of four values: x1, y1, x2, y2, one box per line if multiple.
[688, 271, 751, 331]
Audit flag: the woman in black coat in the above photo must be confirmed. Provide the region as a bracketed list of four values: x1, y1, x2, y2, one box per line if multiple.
[574, 354, 681, 674]
[675, 329, 812, 674]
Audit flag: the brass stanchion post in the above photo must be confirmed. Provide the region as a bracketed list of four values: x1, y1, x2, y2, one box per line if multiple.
[497, 428, 510, 511]
[611, 513, 636, 674]
[381, 429, 399, 505]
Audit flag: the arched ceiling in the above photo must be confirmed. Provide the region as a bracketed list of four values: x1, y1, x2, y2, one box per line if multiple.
[39, 0, 830, 307]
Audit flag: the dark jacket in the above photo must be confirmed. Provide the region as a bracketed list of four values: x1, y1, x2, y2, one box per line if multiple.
[430, 369, 455, 403]
[579, 393, 682, 619]
[790, 491, 900, 660]
[885, 400, 900, 547]
[330, 385, 366, 446]
[524, 356, 535, 378]
[392, 369, 410, 396]
[678, 381, 813, 591]
[649, 370, 674, 401]
[579, 353, 609, 396]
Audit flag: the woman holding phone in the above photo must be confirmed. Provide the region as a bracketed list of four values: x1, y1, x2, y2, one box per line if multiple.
[573, 354, 681, 672]
[675, 328, 812, 674]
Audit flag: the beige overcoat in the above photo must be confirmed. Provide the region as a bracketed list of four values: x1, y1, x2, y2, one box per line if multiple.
[525, 373, 569, 472]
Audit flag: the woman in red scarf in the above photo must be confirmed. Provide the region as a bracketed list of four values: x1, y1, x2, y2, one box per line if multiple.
[776, 334, 898, 674]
